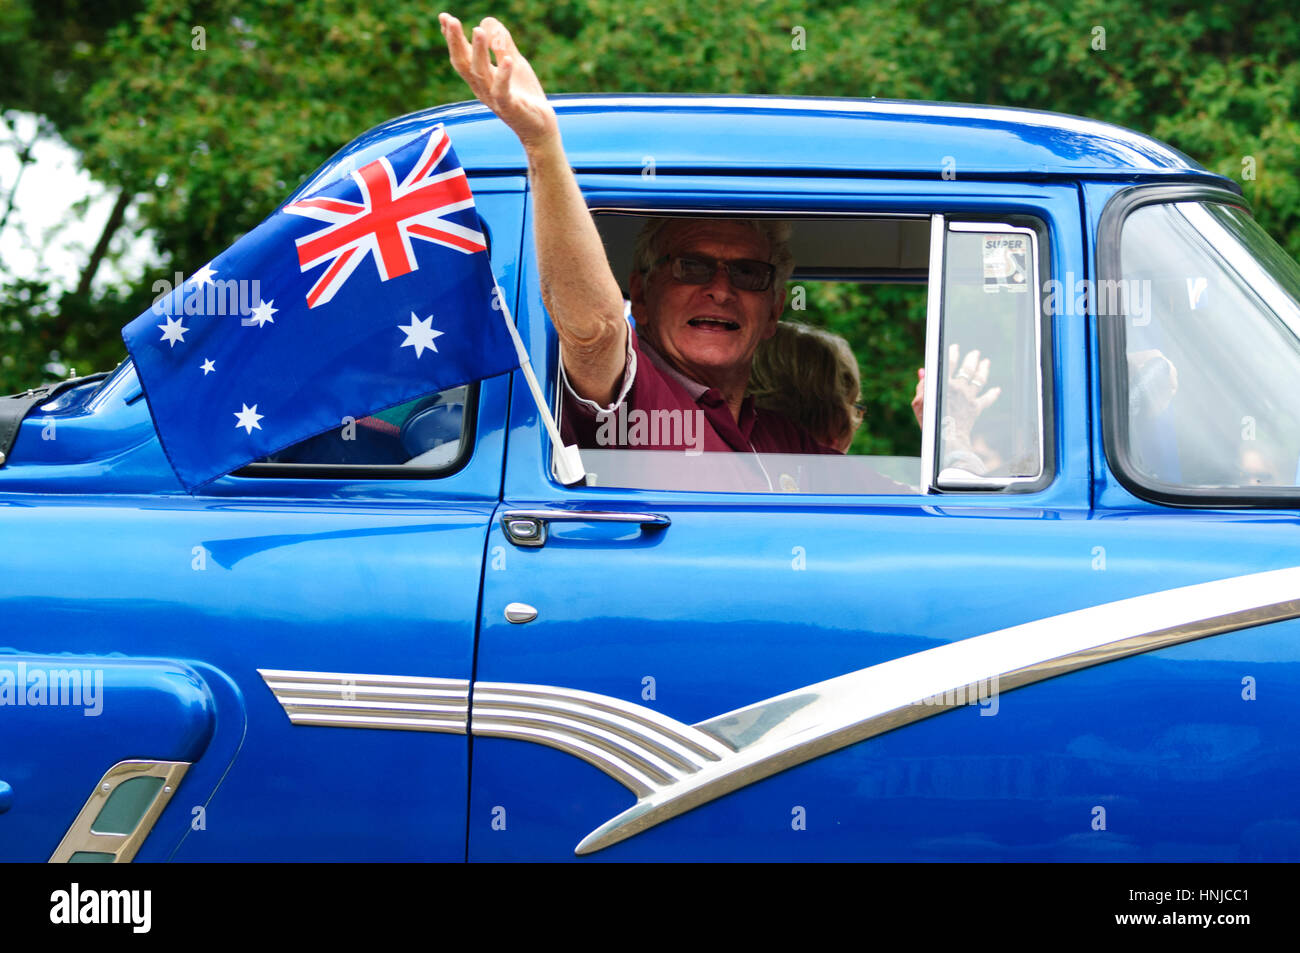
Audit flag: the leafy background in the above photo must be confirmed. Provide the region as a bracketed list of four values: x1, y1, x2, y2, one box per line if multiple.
[3, 0, 1297, 454]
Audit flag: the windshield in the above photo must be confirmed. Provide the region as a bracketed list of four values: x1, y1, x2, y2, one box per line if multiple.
[1119, 201, 1300, 490]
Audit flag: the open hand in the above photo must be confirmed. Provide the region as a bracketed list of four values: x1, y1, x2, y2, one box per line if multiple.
[438, 14, 558, 150]
[941, 345, 1001, 447]
[910, 346, 1001, 440]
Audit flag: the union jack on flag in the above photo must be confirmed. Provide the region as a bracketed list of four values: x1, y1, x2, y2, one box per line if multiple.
[286, 128, 488, 308]
[122, 124, 519, 490]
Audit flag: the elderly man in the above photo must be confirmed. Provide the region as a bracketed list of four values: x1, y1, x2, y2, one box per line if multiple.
[439, 14, 832, 454]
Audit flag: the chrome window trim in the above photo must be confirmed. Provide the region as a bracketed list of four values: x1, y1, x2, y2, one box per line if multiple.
[49, 760, 189, 864]
[934, 221, 1047, 490]
[586, 207, 933, 219]
[921, 214, 945, 492]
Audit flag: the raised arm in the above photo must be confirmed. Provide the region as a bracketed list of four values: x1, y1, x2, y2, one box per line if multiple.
[439, 14, 628, 406]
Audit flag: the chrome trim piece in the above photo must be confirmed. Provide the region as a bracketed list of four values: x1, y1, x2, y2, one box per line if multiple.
[49, 760, 189, 863]
[503, 516, 546, 547]
[920, 213, 944, 491]
[948, 222, 1025, 232]
[568, 566, 1300, 853]
[935, 221, 1045, 490]
[258, 669, 469, 733]
[501, 510, 671, 548]
[472, 683, 733, 798]
[503, 509, 671, 526]
[504, 602, 539, 624]
[589, 207, 933, 220]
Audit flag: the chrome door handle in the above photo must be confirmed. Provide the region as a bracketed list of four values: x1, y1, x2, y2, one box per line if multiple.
[501, 509, 671, 548]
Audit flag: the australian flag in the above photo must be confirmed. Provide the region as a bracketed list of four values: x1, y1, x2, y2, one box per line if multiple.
[122, 125, 519, 489]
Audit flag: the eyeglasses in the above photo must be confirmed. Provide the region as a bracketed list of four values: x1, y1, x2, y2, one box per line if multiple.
[652, 254, 776, 292]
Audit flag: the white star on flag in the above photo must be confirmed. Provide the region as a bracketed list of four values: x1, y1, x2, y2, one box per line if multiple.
[248, 299, 278, 328]
[234, 403, 264, 434]
[201, 359, 215, 375]
[190, 262, 217, 287]
[158, 316, 188, 347]
[398, 312, 444, 359]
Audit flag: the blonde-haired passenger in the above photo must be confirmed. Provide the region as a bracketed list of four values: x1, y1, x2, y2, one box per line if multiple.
[748, 322, 862, 454]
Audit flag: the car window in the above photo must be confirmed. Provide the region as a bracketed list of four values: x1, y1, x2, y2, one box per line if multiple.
[561, 213, 1050, 495]
[1117, 201, 1300, 492]
[239, 385, 475, 477]
[932, 223, 1047, 489]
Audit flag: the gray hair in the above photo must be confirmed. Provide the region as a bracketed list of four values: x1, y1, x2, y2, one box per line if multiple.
[631, 218, 795, 289]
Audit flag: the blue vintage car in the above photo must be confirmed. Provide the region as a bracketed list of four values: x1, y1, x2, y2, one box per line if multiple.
[3, 95, 1299, 862]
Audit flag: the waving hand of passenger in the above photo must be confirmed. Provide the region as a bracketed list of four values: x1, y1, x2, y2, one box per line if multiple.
[438, 13, 628, 408]
[438, 14, 558, 148]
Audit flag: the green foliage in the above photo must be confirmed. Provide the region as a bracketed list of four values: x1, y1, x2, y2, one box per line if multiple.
[0, 276, 140, 391]
[3, 0, 1299, 450]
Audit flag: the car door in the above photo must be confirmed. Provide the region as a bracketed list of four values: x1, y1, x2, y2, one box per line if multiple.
[466, 174, 1142, 861]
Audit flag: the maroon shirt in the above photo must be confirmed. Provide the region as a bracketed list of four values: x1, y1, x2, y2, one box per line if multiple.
[560, 324, 836, 455]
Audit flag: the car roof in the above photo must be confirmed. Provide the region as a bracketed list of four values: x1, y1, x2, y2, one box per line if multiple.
[311, 94, 1231, 187]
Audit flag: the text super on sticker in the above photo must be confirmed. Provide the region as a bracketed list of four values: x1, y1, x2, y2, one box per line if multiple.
[983, 235, 1029, 293]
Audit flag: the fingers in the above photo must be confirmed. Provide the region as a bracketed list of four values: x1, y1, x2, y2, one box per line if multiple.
[492, 53, 514, 101]
[470, 23, 493, 80]
[440, 14, 473, 77]
[947, 346, 994, 392]
[974, 386, 1002, 413]
[481, 16, 520, 59]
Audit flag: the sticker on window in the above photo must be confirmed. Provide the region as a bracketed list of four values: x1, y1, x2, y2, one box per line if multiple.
[982, 235, 1029, 293]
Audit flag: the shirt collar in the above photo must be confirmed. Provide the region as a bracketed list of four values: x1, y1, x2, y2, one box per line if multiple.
[639, 336, 711, 401]
[639, 334, 757, 438]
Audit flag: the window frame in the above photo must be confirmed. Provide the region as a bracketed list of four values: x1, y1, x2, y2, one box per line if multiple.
[1095, 182, 1300, 508]
[926, 216, 1054, 494]
[550, 206, 1055, 497]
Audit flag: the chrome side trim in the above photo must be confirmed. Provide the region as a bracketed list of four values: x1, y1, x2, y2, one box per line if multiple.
[259, 669, 469, 733]
[574, 566, 1300, 854]
[472, 683, 733, 797]
[49, 760, 189, 863]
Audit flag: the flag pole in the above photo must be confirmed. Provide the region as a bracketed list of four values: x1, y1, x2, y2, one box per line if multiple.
[494, 284, 586, 485]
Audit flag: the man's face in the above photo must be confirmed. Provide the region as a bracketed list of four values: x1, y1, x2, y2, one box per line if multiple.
[630, 221, 785, 388]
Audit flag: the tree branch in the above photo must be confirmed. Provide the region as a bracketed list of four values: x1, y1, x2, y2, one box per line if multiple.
[75, 188, 131, 297]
